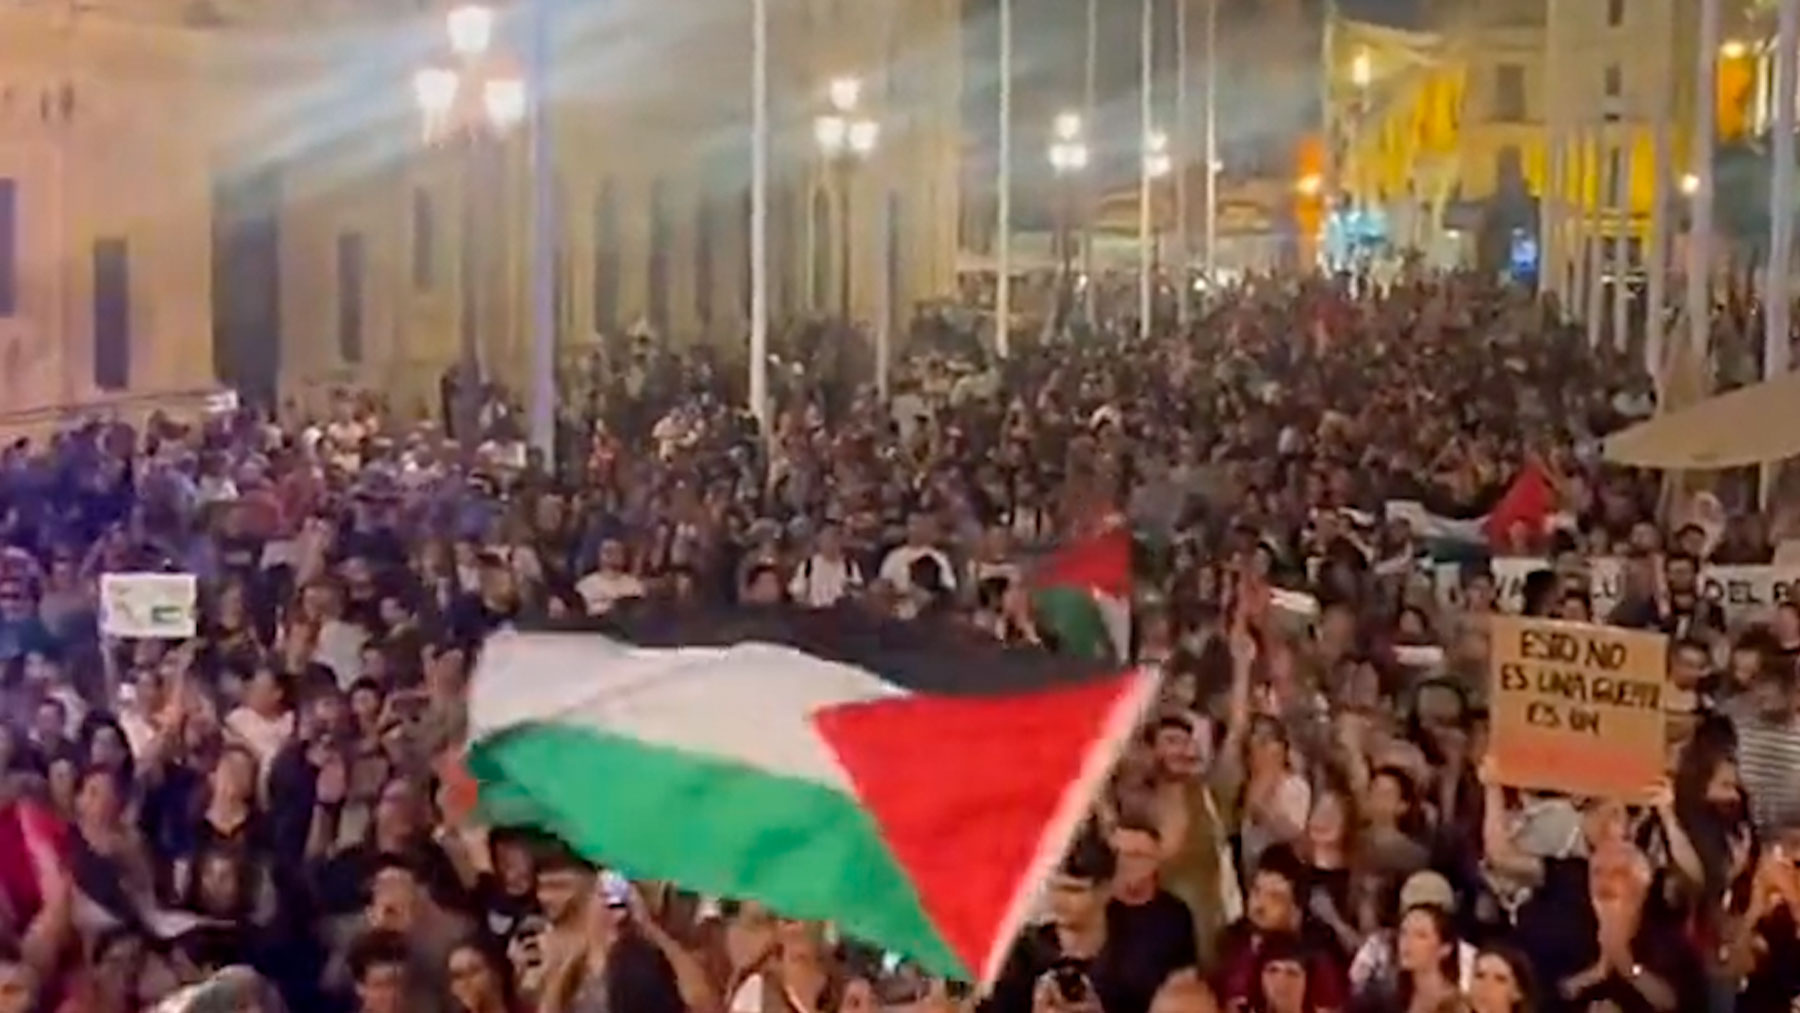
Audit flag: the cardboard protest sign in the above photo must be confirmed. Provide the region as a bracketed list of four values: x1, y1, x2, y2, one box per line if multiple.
[1488, 615, 1667, 800]
[1698, 566, 1800, 627]
[100, 573, 198, 639]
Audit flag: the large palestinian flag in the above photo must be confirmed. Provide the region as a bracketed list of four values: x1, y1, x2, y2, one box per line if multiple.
[1028, 526, 1134, 661]
[467, 606, 1154, 984]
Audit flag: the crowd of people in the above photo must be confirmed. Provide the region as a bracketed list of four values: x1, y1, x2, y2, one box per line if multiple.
[0, 271, 1794, 1013]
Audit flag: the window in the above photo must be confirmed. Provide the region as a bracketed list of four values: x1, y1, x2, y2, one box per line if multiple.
[1494, 64, 1526, 121]
[593, 178, 619, 334]
[1606, 0, 1625, 27]
[92, 238, 130, 391]
[411, 189, 435, 291]
[647, 178, 671, 335]
[0, 180, 15, 317]
[1603, 64, 1622, 98]
[336, 231, 365, 364]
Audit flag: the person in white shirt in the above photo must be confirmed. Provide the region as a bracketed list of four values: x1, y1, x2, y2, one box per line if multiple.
[788, 524, 864, 608]
[576, 538, 646, 616]
[877, 514, 955, 596]
[224, 665, 295, 771]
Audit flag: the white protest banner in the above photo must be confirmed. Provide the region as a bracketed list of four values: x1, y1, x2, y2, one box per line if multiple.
[1460, 556, 1625, 618]
[100, 573, 198, 639]
[1698, 566, 1800, 627]
[1491, 557, 1546, 613]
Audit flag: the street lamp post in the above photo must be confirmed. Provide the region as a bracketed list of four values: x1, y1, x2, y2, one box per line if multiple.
[415, 3, 526, 458]
[814, 78, 879, 321]
[1141, 129, 1172, 339]
[813, 78, 879, 381]
[1048, 111, 1090, 334]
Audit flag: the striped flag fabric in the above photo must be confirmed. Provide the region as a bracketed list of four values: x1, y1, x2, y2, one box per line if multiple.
[467, 607, 1155, 984]
[1028, 526, 1134, 661]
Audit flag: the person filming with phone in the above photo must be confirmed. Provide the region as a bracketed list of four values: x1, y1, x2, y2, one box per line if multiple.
[988, 830, 1170, 1013]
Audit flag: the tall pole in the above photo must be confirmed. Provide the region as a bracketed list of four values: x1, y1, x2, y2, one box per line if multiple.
[1646, 43, 1671, 388]
[1768, 0, 1797, 382]
[1541, 0, 1563, 306]
[1584, 128, 1605, 348]
[1202, 0, 1218, 284]
[1611, 133, 1631, 351]
[1688, 0, 1720, 359]
[995, 0, 1012, 358]
[749, 0, 769, 431]
[1137, 0, 1153, 341]
[526, 0, 556, 465]
[457, 142, 481, 455]
[1082, 0, 1097, 321]
[1174, 0, 1191, 328]
[838, 168, 853, 320]
[1765, 0, 1798, 508]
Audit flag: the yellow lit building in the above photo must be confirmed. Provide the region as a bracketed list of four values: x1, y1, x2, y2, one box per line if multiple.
[1324, 0, 1702, 258]
[0, 0, 963, 428]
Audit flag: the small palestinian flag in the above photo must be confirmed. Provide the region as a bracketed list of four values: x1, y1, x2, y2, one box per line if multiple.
[467, 607, 1154, 984]
[1029, 525, 1134, 661]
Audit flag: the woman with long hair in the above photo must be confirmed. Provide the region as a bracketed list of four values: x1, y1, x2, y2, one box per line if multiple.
[1303, 779, 1369, 955]
[1392, 905, 1461, 1013]
[445, 936, 521, 1013]
[1465, 946, 1535, 1013]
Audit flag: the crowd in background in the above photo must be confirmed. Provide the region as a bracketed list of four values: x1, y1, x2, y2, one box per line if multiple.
[0, 271, 1797, 1013]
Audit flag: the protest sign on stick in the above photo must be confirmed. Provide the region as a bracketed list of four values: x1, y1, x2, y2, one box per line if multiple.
[1488, 615, 1667, 801]
[100, 573, 198, 639]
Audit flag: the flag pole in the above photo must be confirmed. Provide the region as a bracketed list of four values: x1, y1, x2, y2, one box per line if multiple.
[1082, 0, 1098, 325]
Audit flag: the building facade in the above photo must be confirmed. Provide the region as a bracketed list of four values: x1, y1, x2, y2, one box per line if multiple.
[0, 0, 963, 428]
[1324, 0, 1701, 265]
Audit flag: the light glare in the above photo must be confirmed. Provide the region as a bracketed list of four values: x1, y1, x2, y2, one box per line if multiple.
[447, 4, 495, 57]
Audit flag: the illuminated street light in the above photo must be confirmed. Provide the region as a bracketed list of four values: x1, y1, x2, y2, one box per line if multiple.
[1049, 139, 1089, 173]
[416, 0, 526, 459]
[414, 65, 459, 124]
[1351, 49, 1372, 87]
[1049, 112, 1088, 174]
[847, 118, 880, 156]
[1680, 172, 1701, 196]
[828, 75, 862, 113]
[483, 76, 527, 131]
[1721, 39, 1749, 59]
[1296, 173, 1324, 196]
[447, 3, 495, 57]
[1144, 129, 1171, 179]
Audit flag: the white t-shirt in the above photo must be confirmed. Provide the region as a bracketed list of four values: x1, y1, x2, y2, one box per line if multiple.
[225, 706, 296, 769]
[878, 545, 955, 594]
[576, 570, 646, 615]
[789, 554, 863, 608]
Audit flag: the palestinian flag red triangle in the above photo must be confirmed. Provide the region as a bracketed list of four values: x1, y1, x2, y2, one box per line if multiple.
[812, 670, 1151, 982]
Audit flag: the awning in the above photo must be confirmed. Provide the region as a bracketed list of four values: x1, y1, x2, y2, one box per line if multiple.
[1603, 369, 1800, 469]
